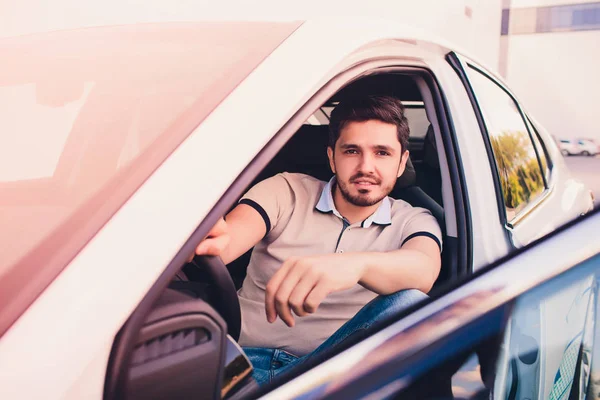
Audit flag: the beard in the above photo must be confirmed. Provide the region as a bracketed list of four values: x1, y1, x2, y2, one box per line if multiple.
[335, 173, 395, 207]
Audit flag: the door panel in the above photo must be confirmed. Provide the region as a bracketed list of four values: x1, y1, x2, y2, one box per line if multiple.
[395, 244, 600, 399]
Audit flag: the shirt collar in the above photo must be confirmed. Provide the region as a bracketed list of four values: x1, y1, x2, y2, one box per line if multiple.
[315, 176, 392, 228]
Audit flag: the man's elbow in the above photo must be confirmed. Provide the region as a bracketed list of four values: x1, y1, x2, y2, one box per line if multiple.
[419, 260, 441, 294]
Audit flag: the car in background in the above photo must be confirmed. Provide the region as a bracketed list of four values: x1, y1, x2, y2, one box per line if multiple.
[0, 18, 594, 400]
[577, 139, 600, 156]
[560, 139, 581, 156]
[559, 138, 599, 156]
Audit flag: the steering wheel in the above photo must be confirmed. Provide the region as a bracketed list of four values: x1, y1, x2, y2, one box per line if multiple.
[184, 255, 241, 341]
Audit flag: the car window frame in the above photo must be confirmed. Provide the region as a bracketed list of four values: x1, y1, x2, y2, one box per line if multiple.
[465, 64, 550, 224]
[105, 54, 472, 399]
[228, 65, 472, 396]
[447, 52, 552, 229]
[526, 117, 553, 186]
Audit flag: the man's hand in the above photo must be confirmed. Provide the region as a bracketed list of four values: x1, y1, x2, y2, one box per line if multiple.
[190, 217, 230, 261]
[265, 254, 366, 327]
[264, 236, 441, 327]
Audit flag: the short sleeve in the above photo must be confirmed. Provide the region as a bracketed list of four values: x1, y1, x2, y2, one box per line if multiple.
[238, 173, 295, 236]
[400, 209, 443, 252]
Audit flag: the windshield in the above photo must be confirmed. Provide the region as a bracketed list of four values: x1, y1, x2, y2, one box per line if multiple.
[0, 21, 300, 335]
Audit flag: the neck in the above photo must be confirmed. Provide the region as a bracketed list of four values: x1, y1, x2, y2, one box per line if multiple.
[332, 185, 382, 224]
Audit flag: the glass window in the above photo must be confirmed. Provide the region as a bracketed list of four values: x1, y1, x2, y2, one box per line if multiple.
[585, 7, 597, 24]
[574, 8, 586, 26]
[466, 66, 546, 221]
[510, 7, 537, 34]
[495, 260, 597, 399]
[404, 103, 430, 139]
[537, 7, 552, 32]
[557, 6, 573, 29]
[391, 246, 600, 400]
[518, 3, 600, 34]
[308, 101, 430, 139]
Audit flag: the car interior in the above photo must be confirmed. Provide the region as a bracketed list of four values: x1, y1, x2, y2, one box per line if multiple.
[105, 71, 466, 400]
[224, 73, 451, 291]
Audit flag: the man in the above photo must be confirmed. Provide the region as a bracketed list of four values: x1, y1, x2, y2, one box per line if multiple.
[195, 96, 442, 385]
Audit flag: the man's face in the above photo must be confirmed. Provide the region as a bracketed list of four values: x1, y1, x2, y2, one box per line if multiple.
[327, 120, 409, 207]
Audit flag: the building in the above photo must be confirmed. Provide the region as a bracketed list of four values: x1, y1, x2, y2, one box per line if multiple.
[500, 0, 600, 141]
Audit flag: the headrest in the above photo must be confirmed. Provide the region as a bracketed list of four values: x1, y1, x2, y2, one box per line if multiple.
[423, 125, 439, 170]
[396, 154, 416, 187]
[259, 125, 416, 190]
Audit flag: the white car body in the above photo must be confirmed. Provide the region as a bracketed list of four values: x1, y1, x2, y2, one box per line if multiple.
[577, 139, 600, 156]
[0, 18, 594, 399]
[560, 139, 581, 156]
[560, 138, 599, 156]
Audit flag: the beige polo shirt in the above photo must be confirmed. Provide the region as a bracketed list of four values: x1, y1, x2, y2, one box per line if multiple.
[236, 172, 442, 356]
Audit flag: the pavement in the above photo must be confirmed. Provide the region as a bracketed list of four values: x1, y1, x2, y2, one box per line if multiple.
[564, 155, 600, 207]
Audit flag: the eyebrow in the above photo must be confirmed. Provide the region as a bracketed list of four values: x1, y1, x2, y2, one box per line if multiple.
[339, 143, 396, 153]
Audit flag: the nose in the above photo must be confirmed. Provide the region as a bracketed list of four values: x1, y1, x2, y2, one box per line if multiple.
[358, 153, 375, 174]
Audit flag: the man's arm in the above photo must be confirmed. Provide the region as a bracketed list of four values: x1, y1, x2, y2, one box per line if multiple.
[358, 236, 441, 294]
[195, 174, 293, 263]
[265, 235, 440, 327]
[194, 203, 266, 265]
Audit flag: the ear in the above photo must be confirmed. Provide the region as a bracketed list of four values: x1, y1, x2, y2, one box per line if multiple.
[397, 150, 410, 178]
[327, 146, 336, 174]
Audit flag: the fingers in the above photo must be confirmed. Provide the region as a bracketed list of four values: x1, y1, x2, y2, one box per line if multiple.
[186, 251, 195, 263]
[288, 273, 320, 317]
[210, 217, 228, 237]
[303, 282, 331, 314]
[271, 262, 310, 327]
[265, 259, 327, 327]
[265, 260, 294, 324]
[195, 218, 229, 257]
[195, 234, 230, 256]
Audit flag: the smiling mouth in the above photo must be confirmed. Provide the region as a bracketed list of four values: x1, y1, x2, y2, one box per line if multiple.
[354, 181, 375, 185]
[352, 177, 379, 184]
[352, 181, 379, 190]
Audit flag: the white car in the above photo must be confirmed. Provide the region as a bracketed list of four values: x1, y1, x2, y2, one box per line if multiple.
[577, 139, 600, 156]
[560, 139, 581, 156]
[560, 138, 599, 156]
[0, 19, 595, 400]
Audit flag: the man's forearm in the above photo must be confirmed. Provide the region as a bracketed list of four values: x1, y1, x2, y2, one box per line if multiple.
[355, 247, 440, 295]
[263, 236, 441, 326]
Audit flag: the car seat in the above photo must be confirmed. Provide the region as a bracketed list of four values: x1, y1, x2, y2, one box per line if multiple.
[416, 125, 443, 206]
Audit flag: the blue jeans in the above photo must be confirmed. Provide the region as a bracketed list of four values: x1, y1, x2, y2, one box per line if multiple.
[243, 289, 428, 386]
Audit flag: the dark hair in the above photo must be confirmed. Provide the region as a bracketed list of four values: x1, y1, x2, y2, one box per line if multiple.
[328, 95, 410, 152]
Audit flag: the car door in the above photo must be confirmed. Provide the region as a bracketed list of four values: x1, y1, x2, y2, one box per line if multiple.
[448, 52, 592, 249]
[445, 52, 595, 400]
[264, 210, 600, 400]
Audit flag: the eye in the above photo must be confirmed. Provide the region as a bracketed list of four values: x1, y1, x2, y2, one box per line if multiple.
[376, 151, 391, 156]
[344, 149, 359, 155]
